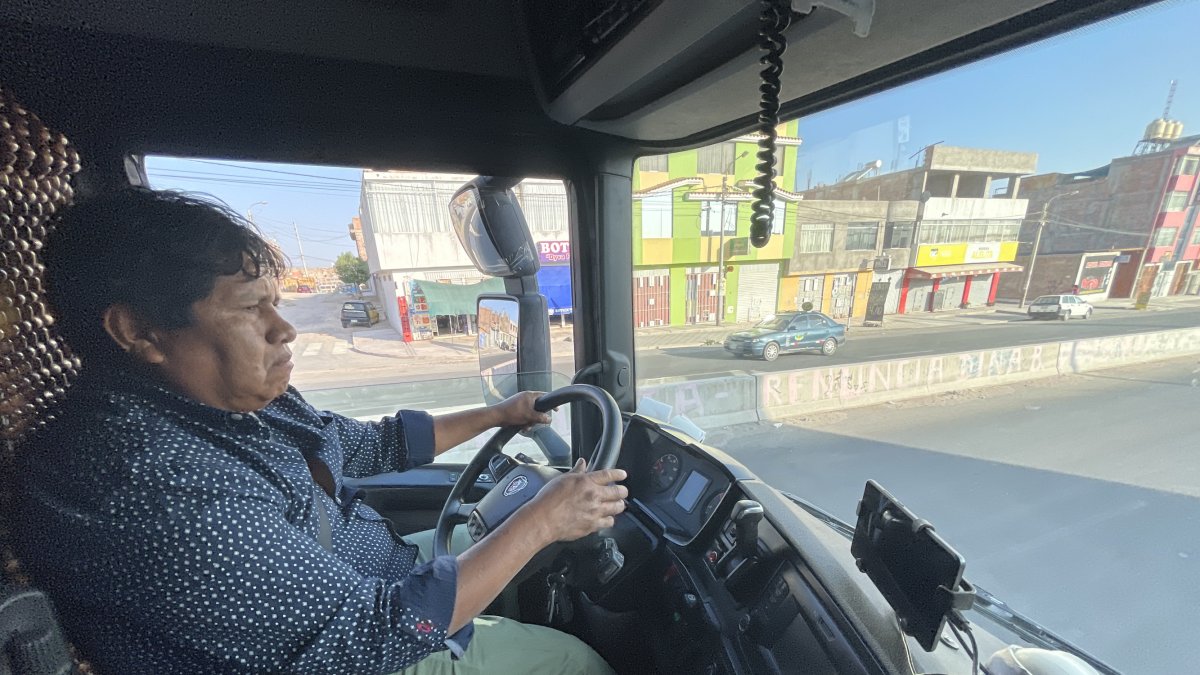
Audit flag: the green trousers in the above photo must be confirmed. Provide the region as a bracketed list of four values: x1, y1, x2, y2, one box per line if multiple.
[393, 529, 615, 675]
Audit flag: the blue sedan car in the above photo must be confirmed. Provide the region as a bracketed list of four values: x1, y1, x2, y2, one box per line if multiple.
[723, 311, 847, 361]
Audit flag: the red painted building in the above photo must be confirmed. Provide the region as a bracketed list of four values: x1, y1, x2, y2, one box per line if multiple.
[1013, 120, 1200, 299]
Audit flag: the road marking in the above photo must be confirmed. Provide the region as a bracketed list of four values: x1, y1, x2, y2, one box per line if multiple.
[303, 343, 323, 357]
[332, 342, 348, 355]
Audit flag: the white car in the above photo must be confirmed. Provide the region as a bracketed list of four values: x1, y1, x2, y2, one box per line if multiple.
[1028, 294, 1094, 320]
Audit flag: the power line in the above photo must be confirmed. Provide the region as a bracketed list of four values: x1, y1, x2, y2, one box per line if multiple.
[180, 158, 363, 184]
[1041, 218, 1146, 237]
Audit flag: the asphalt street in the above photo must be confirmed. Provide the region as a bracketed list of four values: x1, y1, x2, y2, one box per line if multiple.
[285, 289, 1200, 389]
[635, 306, 1200, 379]
[706, 357, 1200, 674]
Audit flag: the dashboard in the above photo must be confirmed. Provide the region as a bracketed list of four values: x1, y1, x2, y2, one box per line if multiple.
[601, 415, 869, 675]
[618, 419, 732, 545]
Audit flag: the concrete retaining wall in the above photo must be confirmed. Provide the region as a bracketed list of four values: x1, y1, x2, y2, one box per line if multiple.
[758, 343, 1059, 419]
[638, 375, 760, 429]
[1057, 327, 1200, 374]
[637, 327, 1200, 427]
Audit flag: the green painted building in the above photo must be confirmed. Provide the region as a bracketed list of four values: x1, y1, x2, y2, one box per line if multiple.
[631, 120, 802, 327]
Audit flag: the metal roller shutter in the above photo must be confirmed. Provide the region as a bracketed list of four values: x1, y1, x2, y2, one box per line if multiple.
[938, 278, 966, 310]
[906, 278, 934, 312]
[967, 274, 992, 307]
[736, 263, 780, 322]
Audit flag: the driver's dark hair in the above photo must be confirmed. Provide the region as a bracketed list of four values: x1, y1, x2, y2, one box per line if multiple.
[43, 187, 286, 365]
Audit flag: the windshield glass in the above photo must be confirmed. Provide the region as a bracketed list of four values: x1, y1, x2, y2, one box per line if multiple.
[632, 3, 1200, 672]
[146, 161, 578, 465]
[753, 316, 791, 331]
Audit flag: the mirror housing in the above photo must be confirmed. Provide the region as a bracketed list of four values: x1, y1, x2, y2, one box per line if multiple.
[450, 177, 540, 278]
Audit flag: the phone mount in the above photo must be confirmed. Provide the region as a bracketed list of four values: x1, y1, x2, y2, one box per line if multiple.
[851, 480, 975, 652]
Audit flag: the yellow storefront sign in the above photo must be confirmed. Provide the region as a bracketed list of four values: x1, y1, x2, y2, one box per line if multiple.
[915, 241, 1018, 266]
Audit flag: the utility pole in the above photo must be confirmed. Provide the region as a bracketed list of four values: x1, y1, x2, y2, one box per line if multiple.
[716, 173, 728, 326]
[716, 150, 749, 326]
[292, 221, 309, 276]
[1019, 190, 1078, 308]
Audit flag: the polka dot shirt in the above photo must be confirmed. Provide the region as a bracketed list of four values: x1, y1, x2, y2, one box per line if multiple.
[13, 372, 472, 673]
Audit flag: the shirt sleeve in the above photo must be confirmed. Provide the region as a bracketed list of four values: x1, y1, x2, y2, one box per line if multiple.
[73, 461, 469, 673]
[284, 387, 436, 477]
[332, 409, 436, 478]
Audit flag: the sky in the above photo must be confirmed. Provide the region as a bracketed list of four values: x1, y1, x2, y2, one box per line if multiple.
[146, 0, 1198, 264]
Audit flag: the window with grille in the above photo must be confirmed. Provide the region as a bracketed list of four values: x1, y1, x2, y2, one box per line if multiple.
[696, 143, 736, 174]
[845, 222, 879, 250]
[884, 221, 914, 249]
[642, 193, 673, 238]
[798, 223, 834, 253]
[1153, 227, 1178, 246]
[639, 154, 669, 172]
[1163, 191, 1189, 212]
[516, 182, 567, 232]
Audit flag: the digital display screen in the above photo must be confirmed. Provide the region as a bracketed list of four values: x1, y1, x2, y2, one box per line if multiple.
[673, 471, 710, 513]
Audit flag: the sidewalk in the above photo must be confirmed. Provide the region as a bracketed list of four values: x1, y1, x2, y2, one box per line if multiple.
[351, 294, 1200, 359]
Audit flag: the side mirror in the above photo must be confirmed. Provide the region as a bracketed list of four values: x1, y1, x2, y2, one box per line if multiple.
[477, 295, 522, 404]
[450, 178, 539, 278]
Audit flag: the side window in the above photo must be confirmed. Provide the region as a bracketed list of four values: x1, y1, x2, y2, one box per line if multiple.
[789, 316, 811, 330]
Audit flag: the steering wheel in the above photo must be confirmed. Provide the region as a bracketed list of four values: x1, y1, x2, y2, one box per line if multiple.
[433, 384, 623, 559]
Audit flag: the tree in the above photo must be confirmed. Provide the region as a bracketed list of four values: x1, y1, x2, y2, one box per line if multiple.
[334, 252, 369, 290]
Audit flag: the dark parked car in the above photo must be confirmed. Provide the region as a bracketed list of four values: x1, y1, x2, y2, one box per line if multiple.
[340, 301, 381, 328]
[723, 311, 847, 361]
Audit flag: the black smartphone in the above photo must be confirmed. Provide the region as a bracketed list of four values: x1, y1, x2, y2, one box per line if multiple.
[851, 480, 968, 652]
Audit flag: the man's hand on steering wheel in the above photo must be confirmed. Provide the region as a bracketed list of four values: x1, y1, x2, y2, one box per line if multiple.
[527, 459, 628, 543]
[491, 391, 553, 431]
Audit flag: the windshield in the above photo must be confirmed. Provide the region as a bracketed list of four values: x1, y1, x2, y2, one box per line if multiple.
[753, 316, 791, 331]
[146, 162, 578, 465]
[632, 3, 1200, 672]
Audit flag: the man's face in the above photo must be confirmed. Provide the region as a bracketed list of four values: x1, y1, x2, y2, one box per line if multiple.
[153, 272, 296, 412]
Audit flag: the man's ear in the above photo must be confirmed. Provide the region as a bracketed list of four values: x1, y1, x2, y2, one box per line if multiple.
[101, 305, 166, 365]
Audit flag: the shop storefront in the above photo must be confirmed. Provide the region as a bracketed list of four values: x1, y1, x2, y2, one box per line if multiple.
[900, 262, 1023, 313]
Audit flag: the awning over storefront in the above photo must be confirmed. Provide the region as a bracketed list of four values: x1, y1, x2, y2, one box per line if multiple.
[908, 262, 1023, 280]
[537, 265, 573, 316]
[412, 278, 504, 316]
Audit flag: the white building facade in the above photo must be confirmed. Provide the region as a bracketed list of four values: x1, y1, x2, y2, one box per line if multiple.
[358, 171, 570, 338]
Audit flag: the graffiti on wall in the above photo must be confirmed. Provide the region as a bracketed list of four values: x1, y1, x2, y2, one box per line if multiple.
[760, 345, 1053, 409]
[1059, 329, 1200, 373]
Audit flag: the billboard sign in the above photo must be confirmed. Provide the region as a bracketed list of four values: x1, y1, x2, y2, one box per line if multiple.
[537, 240, 571, 264]
[1077, 255, 1116, 295]
[965, 242, 1001, 264]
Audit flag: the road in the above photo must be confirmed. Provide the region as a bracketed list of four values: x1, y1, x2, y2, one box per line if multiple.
[636, 306, 1200, 379]
[705, 356, 1200, 674]
[284, 291, 1200, 390]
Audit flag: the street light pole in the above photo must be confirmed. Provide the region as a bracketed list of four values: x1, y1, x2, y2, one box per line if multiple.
[292, 221, 310, 276]
[246, 201, 268, 226]
[1019, 190, 1078, 308]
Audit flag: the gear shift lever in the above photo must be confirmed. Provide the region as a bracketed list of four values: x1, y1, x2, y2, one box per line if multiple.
[731, 499, 764, 558]
[719, 500, 764, 578]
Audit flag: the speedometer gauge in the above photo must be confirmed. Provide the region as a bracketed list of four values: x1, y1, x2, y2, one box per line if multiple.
[650, 453, 681, 492]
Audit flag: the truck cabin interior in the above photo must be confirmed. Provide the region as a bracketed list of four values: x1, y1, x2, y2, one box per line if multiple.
[0, 0, 1159, 673]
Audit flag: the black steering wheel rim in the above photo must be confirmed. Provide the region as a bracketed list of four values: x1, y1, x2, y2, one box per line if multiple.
[433, 384, 623, 559]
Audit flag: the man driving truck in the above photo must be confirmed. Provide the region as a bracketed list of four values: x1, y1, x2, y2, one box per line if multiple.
[11, 188, 624, 674]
